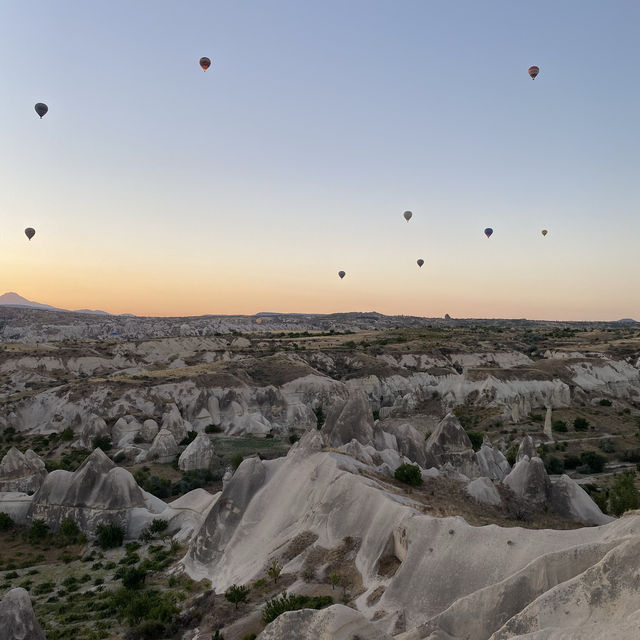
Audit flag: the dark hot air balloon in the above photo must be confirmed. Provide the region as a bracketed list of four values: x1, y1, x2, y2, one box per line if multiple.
[199, 57, 211, 71]
[417, 259, 424, 267]
[25, 227, 36, 240]
[338, 271, 346, 279]
[34, 103, 48, 118]
[528, 66, 539, 79]
[541, 229, 548, 236]
[484, 228, 493, 238]
[403, 211, 412, 222]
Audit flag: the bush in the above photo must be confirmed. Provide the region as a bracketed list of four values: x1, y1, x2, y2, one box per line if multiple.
[598, 399, 612, 407]
[92, 435, 112, 451]
[599, 439, 615, 453]
[121, 566, 147, 590]
[0, 512, 14, 531]
[148, 519, 168, 535]
[60, 427, 74, 441]
[313, 406, 325, 430]
[204, 424, 222, 434]
[563, 454, 581, 469]
[505, 445, 518, 466]
[543, 456, 564, 475]
[95, 523, 125, 549]
[109, 587, 179, 627]
[394, 463, 422, 486]
[573, 417, 589, 432]
[530, 413, 543, 422]
[262, 592, 333, 624]
[27, 519, 49, 543]
[230, 453, 243, 470]
[465, 430, 483, 452]
[552, 420, 568, 433]
[59, 517, 83, 544]
[225, 584, 250, 609]
[172, 468, 214, 495]
[579, 451, 607, 474]
[609, 472, 640, 516]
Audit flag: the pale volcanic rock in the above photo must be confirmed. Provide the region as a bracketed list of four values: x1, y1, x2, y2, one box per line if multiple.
[178, 433, 215, 471]
[80, 414, 110, 448]
[475, 440, 511, 481]
[503, 456, 551, 506]
[0, 588, 46, 640]
[140, 419, 159, 443]
[231, 337, 251, 348]
[257, 604, 392, 640]
[161, 403, 189, 442]
[147, 429, 179, 464]
[323, 391, 375, 448]
[111, 415, 142, 447]
[28, 448, 149, 534]
[0, 447, 46, 493]
[543, 406, 553, 439]
[516, 435, 537, 462]
[550, 474, 613, 526]
[465, 477, 502, 507]
[425, 412, 479, 477]
[384, 423, 435, 469]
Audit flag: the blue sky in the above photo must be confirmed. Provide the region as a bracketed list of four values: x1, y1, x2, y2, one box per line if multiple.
[1, 1, 639, 318]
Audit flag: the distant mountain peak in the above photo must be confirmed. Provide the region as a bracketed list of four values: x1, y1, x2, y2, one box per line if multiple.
[0, 292, 113, 315]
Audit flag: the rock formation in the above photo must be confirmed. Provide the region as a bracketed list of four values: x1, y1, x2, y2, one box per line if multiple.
[425, 413, 479, 477]
[178, 433, 215, 471]
[516, 435, 537, 462]
[475, 439, 510, 480]
[550, 474, 613, 526]
[0, 448, 46, 493]
[503, 456, 551, 506]
[323, 392, 375, 448]
[147, 429, 179, 464]
[465, 477, 502, 507]
[0, 588, 46, 640]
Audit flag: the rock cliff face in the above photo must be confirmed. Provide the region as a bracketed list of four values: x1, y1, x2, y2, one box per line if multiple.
[0, 588, 46, 640]
[184, 439, 640, 640]
[0, 448, 46, 493]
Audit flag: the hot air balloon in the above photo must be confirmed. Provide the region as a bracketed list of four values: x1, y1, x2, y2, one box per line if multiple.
[338, 271, 346, 279]
[417, 259, 424, 267]
[484, 228, 493, 238]
[34, 103, 48, 118]
[403, 211, 412, 222]
[256, 317, 263, 325]
[25, 227, 35, 240]
[528, 65, 539, 80]
[541, 229, 548, 236]
[199, 57, 211, 71]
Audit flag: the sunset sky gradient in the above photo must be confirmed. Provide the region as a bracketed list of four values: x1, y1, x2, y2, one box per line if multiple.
[1, 1, 639, 319]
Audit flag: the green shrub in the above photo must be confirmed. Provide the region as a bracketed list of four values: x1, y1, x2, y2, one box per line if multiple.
[552, 420, 568, 432]
[230, 453, 243, 470]
[530, 413, 544, 422]
[465, 430, 483, 452]
[563, 454, 581, 469]
[262, 592, 333, 624]
[95, 523, 124, 549]
[313, 406, 325, 430]
[609, 472, 640, 516]
[225, 584, 250, 609]
[60, 427, 74, 441]
[121, 566, 147, 590]
[148, 519, 168, 535]
[204, 424, 222, 433]
[505, 445, 518, 466]
[573, 417, 589, 431]
[92, 435, 112, 451]
[59, 517, 83, 544]
[0, 512, 14, 531]
[598, 399, 612, 407]
[394, 463, 422, 486]
[172, 469, 213, 495]
[579, 451, 607, 474]
[543, 456, 564, 474]
[27, 519, 49, 543]
[599, 439, 615, 453]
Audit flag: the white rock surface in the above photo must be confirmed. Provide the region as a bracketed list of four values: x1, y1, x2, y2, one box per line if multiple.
[0, 448, 46, 493]
[147, 429, 179, 464]
[178, 433, 215, 471]
[475, 441, 511, 481]
[550, 474, 613, 526]
[466, 477, 502, 507]
[0, 588, 46, 640]
[503, 456, 551, 506]
[140, 419, 159, 442]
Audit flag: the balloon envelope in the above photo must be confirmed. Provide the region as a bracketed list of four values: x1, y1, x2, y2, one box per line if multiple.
[484, 228, 493, 238]
[338, 271, 346, 279]
[25, 227, 35, 240]
[34, 103, 48, 118]
[541, 229, 548, 236]
[528, 65, 539, 79]
[199, 57, 211, 71]
[403, 210, 412, 222]
[417, 259, 424, 267]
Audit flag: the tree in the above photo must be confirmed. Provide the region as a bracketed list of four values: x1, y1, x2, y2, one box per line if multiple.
[267, 559, 282, 584]
[579, 451, 607, 474]
[92, 435, 112, 451]
[27, 519, 49, 543]
[394, 463, 422, 486]
[0, 512, 14, 531]
[609, 472, 640, 516]
[225, 584, 250, 609]
[121, 566, 147, 590]
[573, 417, 589, 432]
[96, 522, 125, 549]
[329, 572, 340, 590]
[230, 453, 243, 470]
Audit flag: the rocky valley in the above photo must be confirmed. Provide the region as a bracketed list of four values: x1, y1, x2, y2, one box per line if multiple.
[1, 307, 640, 639]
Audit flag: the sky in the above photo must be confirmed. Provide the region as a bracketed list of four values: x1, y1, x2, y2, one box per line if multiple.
[1, 0, 639, 320]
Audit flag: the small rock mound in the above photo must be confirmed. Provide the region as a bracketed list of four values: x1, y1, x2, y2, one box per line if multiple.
[257, 603, 391, 640]
[503, 456, 551, 506]
[147, 429, 179, 464]
[0, 588, 46, 640]
[0, 447, 47, 493]
[475, 439, 511, 481]
[550, 474, 614, 526]
[178, 433, 215, 471]
[466, 477, 502, 507]
[425, 412, 479, 477]
[323, 392, 374, 448]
